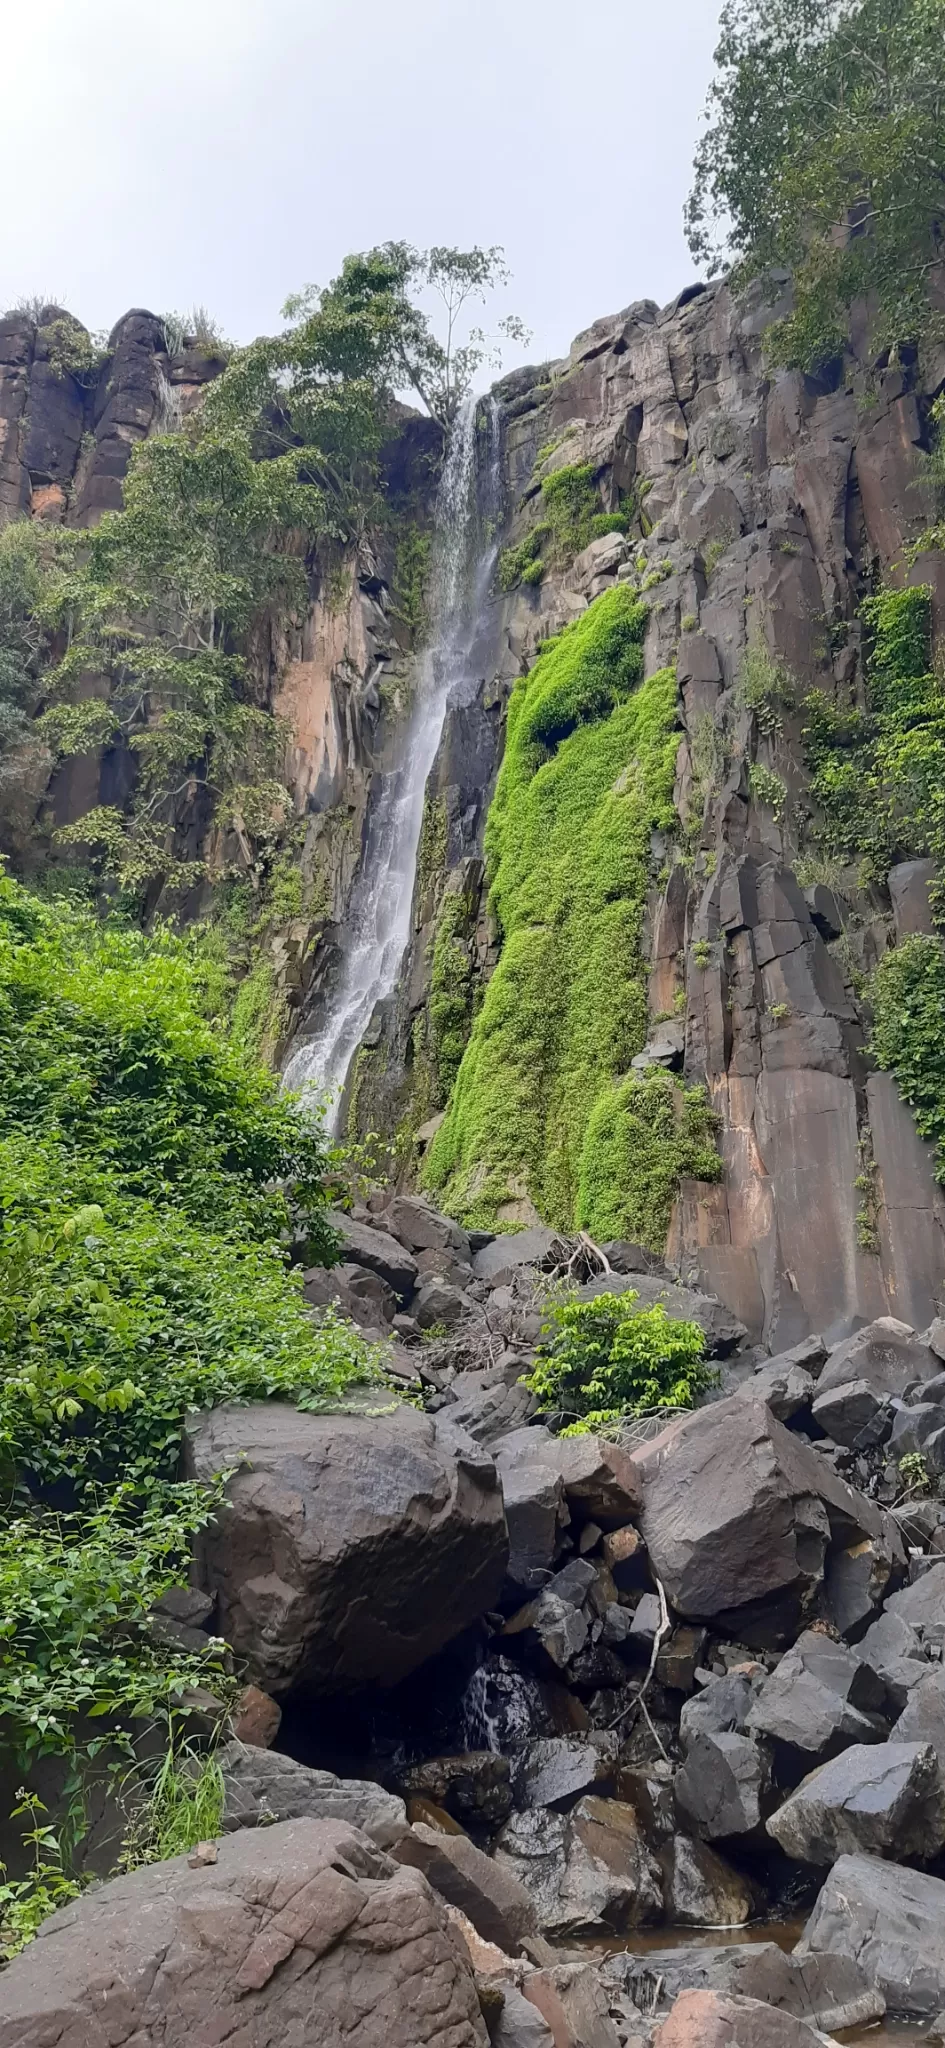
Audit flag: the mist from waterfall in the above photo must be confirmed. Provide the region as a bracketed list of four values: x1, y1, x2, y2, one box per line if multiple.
[283, 392, 500, 1128]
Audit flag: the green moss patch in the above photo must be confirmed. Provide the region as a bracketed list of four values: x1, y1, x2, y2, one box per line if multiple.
[422, 587, 713, 1240]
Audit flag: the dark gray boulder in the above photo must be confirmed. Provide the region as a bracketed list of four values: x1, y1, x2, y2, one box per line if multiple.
[892, 1665, 945, 1757]
[473, 1228, 559, 1285]
[577, 1272, 746, 1357]
[185, 1402, 508, 1695]
[637, 1397, 902, 1642]
[220, 1742, 406, 1846]
[796, 1852, 945, 2018]
[512, 1734, 618, 1810]
[768, 1741, 945, 1863]
[746, 1631, 886, 1757]
[493, 1796, 662, 1937]
[816, 1318, 935, 1400]
[736, 1359, 815, 1423]
[659, 1835, 753, 1926]
[326, 1208, 419, 1299]
[885, 1561, 945, 1645]
[678, 1672, 758, 1749]
[858, 1610, 930, 1711]
[494, 1427, 643, 1528]
[384, 1195, 471, 1259]
[675, 1729, 771, 1838]
[811, 1378, 890, 1448]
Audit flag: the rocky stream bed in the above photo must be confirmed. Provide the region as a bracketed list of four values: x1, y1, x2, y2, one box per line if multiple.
[6, 1192, 945, 2046]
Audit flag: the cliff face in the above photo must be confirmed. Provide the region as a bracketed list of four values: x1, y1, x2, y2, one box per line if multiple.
[349, 276, 945, 1349]
[4, 284, 945, 1352]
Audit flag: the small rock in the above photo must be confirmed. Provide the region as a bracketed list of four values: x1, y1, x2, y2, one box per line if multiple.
[187, 1839, 218, 1866]
[414, 1274, 468, 1329]
[393, 1823, 536, 1952]
[513, 1733, 618, 1810]
[229, 1684, 281, 1749]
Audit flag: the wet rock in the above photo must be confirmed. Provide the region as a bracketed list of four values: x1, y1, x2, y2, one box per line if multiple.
[637, 1396, 902, 1642]
[473, 1229, 559, 1286]
[796, 1851, 945, 2018]
[384, 1195, 472, 1260]
[220, 1741, 407, 1847]
[768, 1740, 945, 1863]
[885, 1560, 945, 1645]
[326, 1207, 419, 1299]
[495, 1428, 643, 1529]
[659, 1835, 754, 1926]
[675, 1729, 771, 1838]
[394, 1754, 513, 1829]
[746, 1630, 886, 1757]
[816, 1318, 935, 1402]
[615, 1760, 676, 1843]
[393, 1823, 537, 1952]
[493, 1797, 662, 1937]
[0, 1817, 491, 2047]
[522, 1962, 623, 2048]
[185, 1402, 508, 1694]
[513, 1733, 618, 1810]
[652, 1989, 849, 2048]
[891, 1665, 945, 1756]
[858, 1611, 930, 1710]
[602, 1943, 883, 2033]
[656, 1626, 707, 1691]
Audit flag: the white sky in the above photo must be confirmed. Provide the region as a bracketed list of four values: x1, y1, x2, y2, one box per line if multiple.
[2, 0, 723, 370]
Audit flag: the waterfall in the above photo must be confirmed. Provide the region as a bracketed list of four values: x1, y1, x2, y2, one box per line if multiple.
[284, 392, 500, 1126]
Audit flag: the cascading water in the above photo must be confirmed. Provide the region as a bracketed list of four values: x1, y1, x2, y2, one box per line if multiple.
[283, 392, 500, 1126]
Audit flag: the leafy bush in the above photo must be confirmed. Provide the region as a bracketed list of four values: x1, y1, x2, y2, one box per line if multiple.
[576, 1073, 722, 1252]
[0, 871, 380, 1855]
[498, 464, 629, 590]
[526, 1288, 712, 1436]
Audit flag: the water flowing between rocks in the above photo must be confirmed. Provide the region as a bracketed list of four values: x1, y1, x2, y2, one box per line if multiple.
[283, 391, 500, 1127]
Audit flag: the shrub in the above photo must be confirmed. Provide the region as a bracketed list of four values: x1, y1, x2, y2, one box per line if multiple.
[870, 935, 945, 1187]
[576, 1072, 722, 1251]
[526, 1288, 712, 1436]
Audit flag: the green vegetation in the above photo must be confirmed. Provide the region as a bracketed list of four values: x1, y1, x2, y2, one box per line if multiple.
[870, 935, 945, 1186]
[0, 872, 380, 1881]
[526, 1288, 712, 1436]
[423, 588, 718, 1240]
[392, 525, 431, 641]
[736, 644, 796, 736]
[687, 0, 945, 372]
[803, 585, 941, 883]
[748, 760, 788, 816]
[575, 1073, 722, 1252]
[499, 463, 629, 591]
[429, 882, 478, 1099]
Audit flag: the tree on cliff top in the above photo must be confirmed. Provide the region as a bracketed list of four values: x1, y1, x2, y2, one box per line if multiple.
[686, 0, 945, 369]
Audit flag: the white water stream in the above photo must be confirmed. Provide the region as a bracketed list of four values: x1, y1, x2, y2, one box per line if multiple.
[283, 393, 500, 1127]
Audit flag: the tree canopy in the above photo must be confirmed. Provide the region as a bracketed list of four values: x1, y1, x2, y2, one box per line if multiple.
[686, 0, 945, 369]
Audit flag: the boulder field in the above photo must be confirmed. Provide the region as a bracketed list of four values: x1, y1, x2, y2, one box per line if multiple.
[6, 1191, 945, 2045]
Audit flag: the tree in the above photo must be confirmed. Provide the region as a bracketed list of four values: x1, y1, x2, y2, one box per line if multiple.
[686, 0, 945, 369]
[22, 244, 528, 894]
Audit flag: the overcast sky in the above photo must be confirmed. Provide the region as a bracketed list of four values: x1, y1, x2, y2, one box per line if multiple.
[2, 1, 723, 373]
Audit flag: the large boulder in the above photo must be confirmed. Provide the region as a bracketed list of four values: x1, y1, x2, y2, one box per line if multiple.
[185, 1403, 508, 1694]
[659, 1835, 754, 1926]
[891, 1664, 945, 1754]
[636, 1397, 902, 1641]
[493, 1797, 662, 1937]
[220, 1741, 406, 1846]
[885, 1561, 945, 1645]
[495, 1427, 643, 1529]
[577, 1273, 746, 1357]
[384, 1195, 472, 1260]
[326, 1208, 419, 1299]
[0, 1818, 490, 2047]
[392, 1824, 537, 1953]
[767, 1741, 945, 1863]
[675, 1729, 771, 1838]
[816, 1318, 935, 1400]
[652, 1989, 842, 2048]
[746, 1630, 886, 1758]
[796, 1851, 945, 2018]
